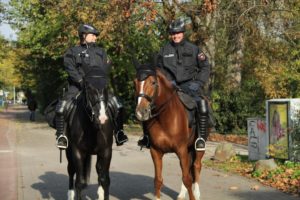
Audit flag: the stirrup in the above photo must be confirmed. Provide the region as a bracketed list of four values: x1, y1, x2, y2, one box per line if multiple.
[116, 130, 128, 146]
[195, 138, 206, 151]
[56, 135, 68, 149]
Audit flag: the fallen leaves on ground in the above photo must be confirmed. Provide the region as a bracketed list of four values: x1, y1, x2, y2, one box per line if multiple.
[204, 155, 300, 196]
[208, 133, 248, 145]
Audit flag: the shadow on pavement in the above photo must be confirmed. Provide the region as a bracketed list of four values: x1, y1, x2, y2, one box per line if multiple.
[31, 171, 178, 200]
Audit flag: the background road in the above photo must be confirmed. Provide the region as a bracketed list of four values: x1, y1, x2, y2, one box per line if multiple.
[0, 105, 298, 200]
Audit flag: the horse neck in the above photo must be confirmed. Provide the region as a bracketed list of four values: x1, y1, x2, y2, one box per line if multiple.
[155, 72, 184, 116]
[152, 72, 189, 132]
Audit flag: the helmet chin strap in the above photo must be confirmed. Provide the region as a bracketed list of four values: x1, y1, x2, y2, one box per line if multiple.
[83, 34, 90, 49]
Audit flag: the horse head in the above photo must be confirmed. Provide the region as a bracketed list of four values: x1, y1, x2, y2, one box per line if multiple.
[134, 64, 175, 121]
[83, 80, 109, 125]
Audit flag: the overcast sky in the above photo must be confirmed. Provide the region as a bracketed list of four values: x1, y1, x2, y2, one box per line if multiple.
[0, 0, 17, 41]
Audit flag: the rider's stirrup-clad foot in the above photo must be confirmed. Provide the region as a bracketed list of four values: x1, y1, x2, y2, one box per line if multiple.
[116, 130, 128, 146]
[56, 135, 68, 149]
[138, 135, 150, 149]
[195, 138, 206, 151]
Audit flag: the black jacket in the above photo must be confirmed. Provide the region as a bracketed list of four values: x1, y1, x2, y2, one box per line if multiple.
[63, 43, 110, 90]
[157, 39, 210, 87]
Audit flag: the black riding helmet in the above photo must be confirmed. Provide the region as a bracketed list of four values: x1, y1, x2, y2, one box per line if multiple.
[168, 19, 185, 34]
[78, 24, 100, 39]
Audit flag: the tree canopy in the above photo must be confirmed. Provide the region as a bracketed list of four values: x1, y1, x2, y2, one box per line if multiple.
[1, 0, 299, 134]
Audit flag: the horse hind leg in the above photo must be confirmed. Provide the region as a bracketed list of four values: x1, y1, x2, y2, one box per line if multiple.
[177, 183, 188, 200]
[177, 150, 196, 200]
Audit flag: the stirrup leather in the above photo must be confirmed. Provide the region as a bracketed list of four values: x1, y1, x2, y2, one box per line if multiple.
[56, 135, 68, 149]
[195, 138, 206, 151]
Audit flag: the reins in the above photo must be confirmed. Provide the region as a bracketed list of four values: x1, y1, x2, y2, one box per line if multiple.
[150, 89, 177, 118]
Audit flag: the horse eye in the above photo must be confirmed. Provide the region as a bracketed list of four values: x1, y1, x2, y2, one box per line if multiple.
[152, 81, 156, 85]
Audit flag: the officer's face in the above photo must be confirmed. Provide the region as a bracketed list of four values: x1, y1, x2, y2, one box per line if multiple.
[171, 32, 184, 43]
[84, 33, 97, 43]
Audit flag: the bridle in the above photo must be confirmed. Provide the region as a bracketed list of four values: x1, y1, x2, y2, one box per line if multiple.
[136, 72, 176, 119]
[137, 75, 159, 111]
[84, 84, 105, 122]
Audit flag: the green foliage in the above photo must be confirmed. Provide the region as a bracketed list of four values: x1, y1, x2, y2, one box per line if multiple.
[252, 170, 262, 178]
[3, 0, 300, 131]
[212, 79, 266, 134]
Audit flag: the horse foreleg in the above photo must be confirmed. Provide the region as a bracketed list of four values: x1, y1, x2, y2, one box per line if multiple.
[67, 149, 75, 200]
[178, 182, 187, 200]
[192, 151, 205, 200]
[177, 150, 195, 200]
[150, 148, 163, 200]
[72, 149, 87, 200]
[96, 149, 112, 200]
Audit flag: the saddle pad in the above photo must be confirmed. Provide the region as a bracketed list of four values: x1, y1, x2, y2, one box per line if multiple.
[177, 91, 197, 110]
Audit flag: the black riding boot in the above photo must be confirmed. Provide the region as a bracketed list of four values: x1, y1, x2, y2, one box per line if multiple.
[107, 94, 128, 146]
[114, 106, 128, 146]
[137, 123, 150, 149]
[55, 100, 68, 149]
[195, 98, 209, 151]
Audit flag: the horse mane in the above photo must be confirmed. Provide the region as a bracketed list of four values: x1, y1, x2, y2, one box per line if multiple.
[155, 68, 174, 92]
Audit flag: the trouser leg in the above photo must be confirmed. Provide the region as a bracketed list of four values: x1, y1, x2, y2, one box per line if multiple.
[195, 98, 209, 151]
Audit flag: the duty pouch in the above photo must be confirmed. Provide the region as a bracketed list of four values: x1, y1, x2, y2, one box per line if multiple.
[44, 99, 59, 129]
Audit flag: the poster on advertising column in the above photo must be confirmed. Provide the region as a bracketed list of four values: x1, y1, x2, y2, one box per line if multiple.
[268, 102, 288, 159]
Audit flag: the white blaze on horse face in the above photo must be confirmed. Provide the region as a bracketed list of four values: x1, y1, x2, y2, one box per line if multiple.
[97, 186, 105, 200]
[68, 190, 75, 200]
[137, 80, 145, 105]
[99, 100, 108, 124]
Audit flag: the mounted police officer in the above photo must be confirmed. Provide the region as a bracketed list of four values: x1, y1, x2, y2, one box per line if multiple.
[138, 19, 212, 151]
[55, 24, 128, 149]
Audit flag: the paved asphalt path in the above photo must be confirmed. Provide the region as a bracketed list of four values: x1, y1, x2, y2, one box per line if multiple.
[0, 105, 299, 200]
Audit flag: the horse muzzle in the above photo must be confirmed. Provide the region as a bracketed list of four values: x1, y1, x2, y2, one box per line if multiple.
[135, 106, 151, 121]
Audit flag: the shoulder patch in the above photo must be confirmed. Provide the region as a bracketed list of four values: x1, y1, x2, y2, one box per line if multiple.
[198, 53, 206, 61]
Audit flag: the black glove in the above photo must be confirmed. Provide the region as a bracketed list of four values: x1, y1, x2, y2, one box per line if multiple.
[75, 79, 84, 90]
[188, 81, 201, 92]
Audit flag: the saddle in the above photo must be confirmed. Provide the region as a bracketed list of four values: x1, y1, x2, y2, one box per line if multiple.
[43, 93, 79, 129]
[177, 90, 197, 128]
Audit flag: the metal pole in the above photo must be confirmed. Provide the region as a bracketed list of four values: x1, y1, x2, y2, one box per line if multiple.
[13, 85, 15, 104]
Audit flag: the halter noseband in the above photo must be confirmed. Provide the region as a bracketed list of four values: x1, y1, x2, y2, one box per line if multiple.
[137, 72, 175, 119]
[137, 76, 158, 111]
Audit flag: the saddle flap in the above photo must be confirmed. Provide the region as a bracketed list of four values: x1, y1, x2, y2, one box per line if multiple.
[177, 91, 197, 110]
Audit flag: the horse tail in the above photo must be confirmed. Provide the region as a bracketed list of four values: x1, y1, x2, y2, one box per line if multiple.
[83, 155, 92, 184]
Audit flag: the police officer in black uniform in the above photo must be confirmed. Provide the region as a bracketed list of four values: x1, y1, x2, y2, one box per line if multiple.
[55, 24, 128, 149]
[138, 19, 211, 151]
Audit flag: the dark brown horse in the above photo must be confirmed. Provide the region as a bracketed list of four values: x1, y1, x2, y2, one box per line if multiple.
[66, 81, 114, 200]
[134, 65, 207, 200]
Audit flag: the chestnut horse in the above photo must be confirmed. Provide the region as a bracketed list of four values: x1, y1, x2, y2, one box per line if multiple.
[134, 65, 207, 200]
